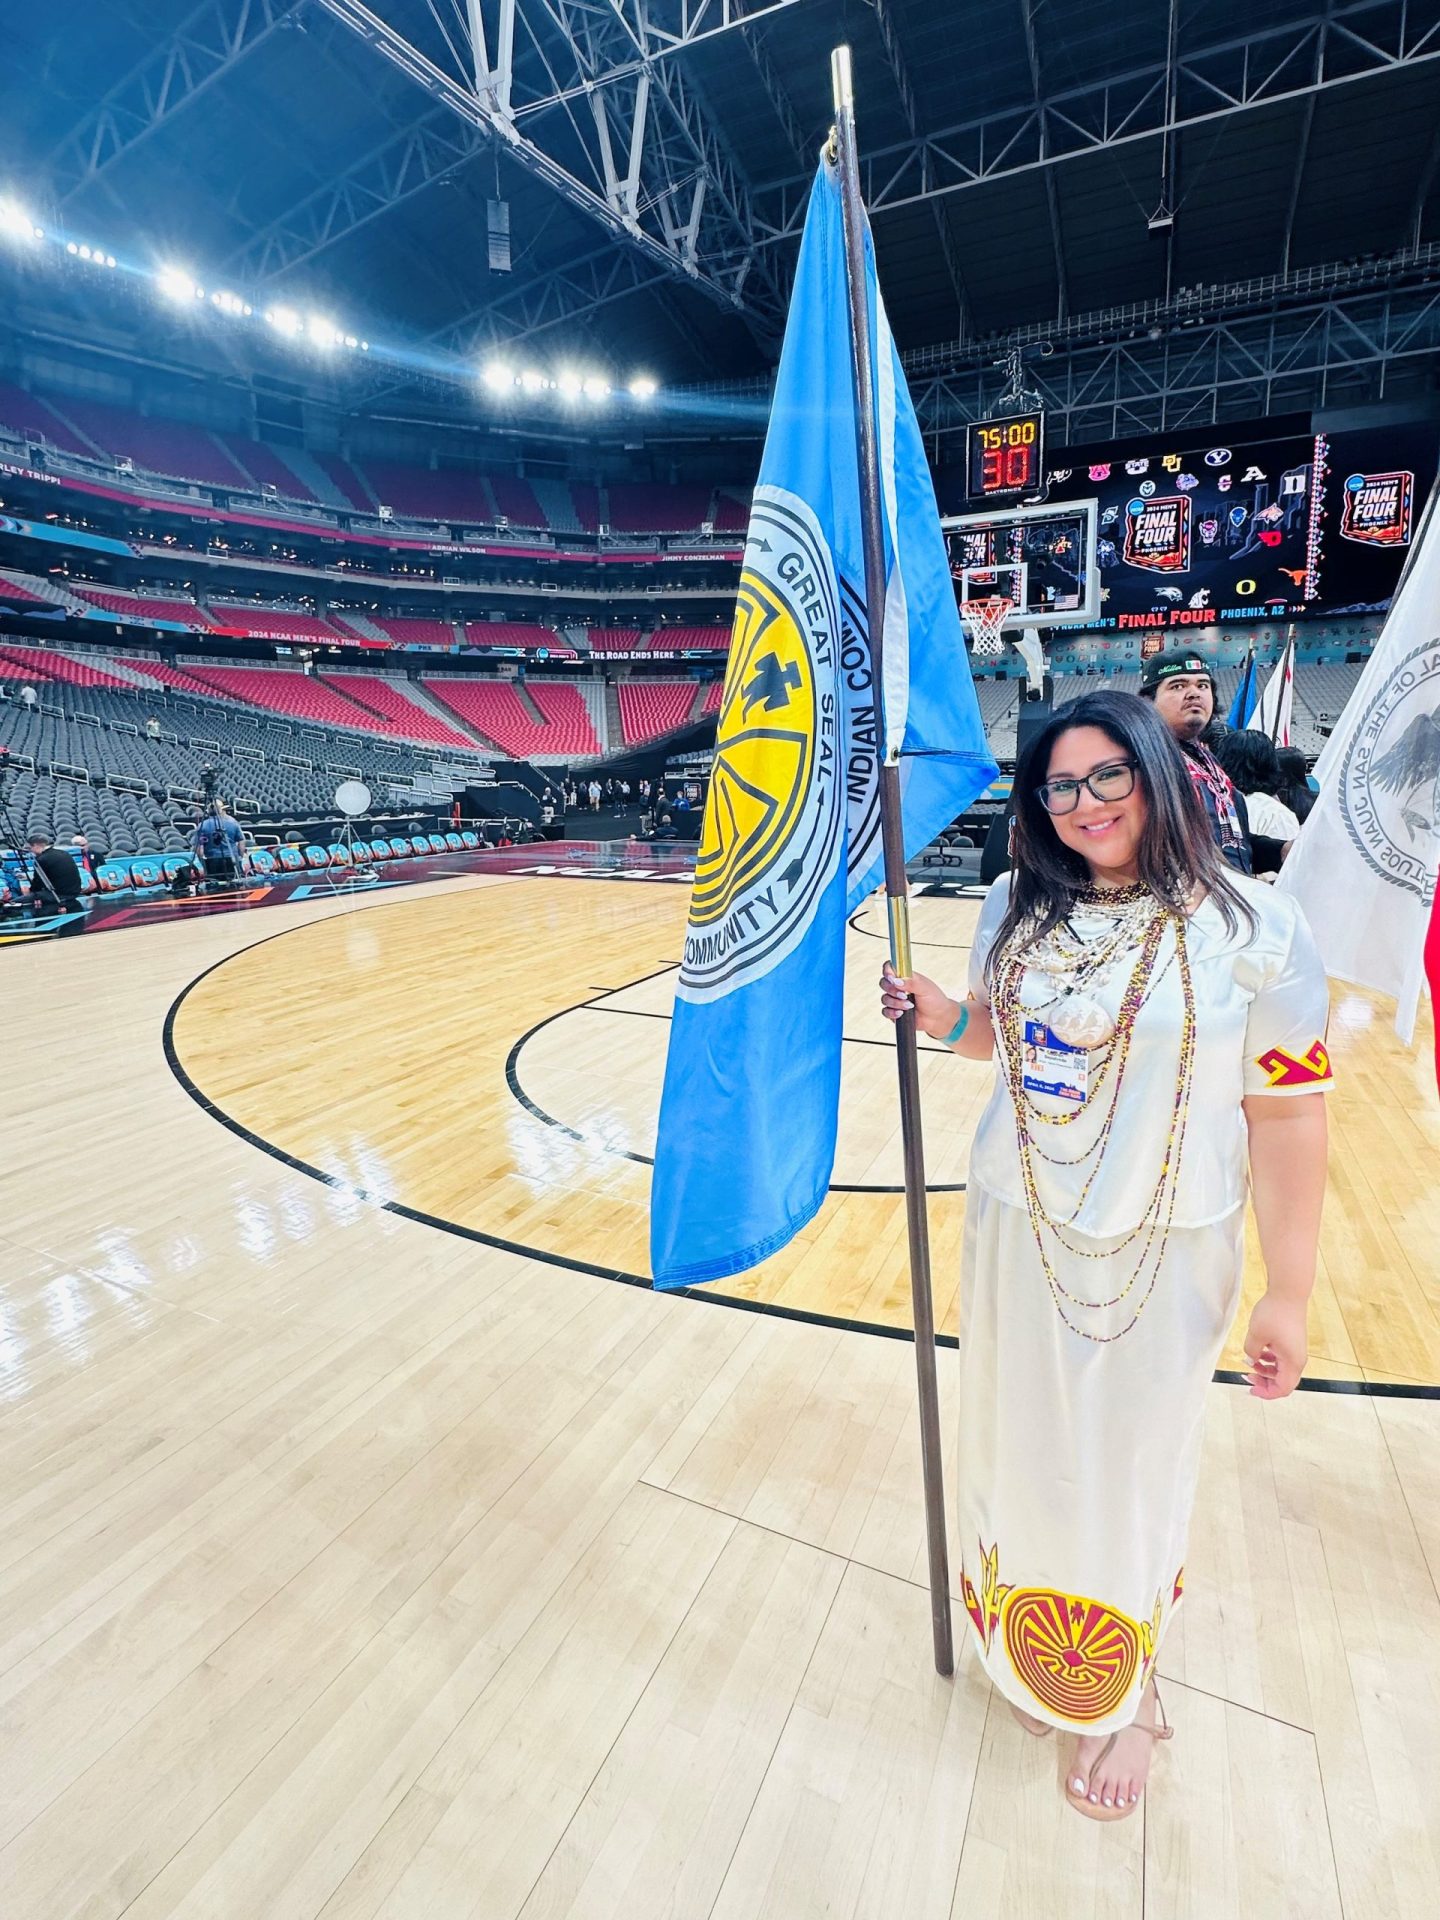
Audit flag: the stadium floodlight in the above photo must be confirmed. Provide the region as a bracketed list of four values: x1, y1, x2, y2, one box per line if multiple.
[481, 359, 514, 391]
[307, 313, 341, 348]
[265, 304, 303, 337]
[157, 265, 200, 303]
[78, 244, 91, 260]
[106, 255, 116, 269]
[0, 199, 39, 243]
[582, 376, 611, 402]
[66, 241, 79, 255]
[210, 288, 245, 315]
[556, 368, 583, 399]
[628, 375, 658, 400]
[518, 367, 546, 393]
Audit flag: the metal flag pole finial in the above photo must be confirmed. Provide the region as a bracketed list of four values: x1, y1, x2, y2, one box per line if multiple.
[829, 41, 954, 1679]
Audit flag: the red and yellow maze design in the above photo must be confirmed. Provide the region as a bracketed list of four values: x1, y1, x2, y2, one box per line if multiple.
[1002, 1587, 1143, 1724]
[1255, 1039, 1333, 1089]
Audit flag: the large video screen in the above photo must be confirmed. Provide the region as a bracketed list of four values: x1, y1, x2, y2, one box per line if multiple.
[1037, 422, 1436, 630]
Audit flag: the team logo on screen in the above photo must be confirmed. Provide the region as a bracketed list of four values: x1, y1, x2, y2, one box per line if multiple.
[1340, 639, 1440, 902]
[680, 487, 843, 1002]
[1339, 470, 1414, 546]
[1122, 495, 1191, 572]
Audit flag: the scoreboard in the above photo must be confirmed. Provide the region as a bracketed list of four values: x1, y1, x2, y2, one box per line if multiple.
[966, 409, 1045, 500]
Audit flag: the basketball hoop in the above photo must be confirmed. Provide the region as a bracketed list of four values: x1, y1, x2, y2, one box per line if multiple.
[961, 594, 1014, 657]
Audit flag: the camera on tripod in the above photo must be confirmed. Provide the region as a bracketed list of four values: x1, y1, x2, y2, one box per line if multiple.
[198, 765, 221, 799]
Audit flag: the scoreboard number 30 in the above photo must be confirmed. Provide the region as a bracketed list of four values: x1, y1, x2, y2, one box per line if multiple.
[966, 410, 1045, 500]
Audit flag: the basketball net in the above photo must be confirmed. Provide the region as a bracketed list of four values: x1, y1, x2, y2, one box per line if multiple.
[961, 594, 1013, 657]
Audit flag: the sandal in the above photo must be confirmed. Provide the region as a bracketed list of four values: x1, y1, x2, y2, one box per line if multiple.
[1065, 1678, 1173, 1821]
[1009, 1703, 1053, 1739]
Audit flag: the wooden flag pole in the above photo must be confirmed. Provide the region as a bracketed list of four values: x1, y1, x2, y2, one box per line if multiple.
[830, 42, 954, 1678]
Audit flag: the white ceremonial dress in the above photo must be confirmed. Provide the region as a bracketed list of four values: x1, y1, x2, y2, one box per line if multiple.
[954, 874, 1333, 1734]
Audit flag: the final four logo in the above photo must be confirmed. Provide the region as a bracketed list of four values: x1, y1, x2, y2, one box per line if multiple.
[681, 488, 845, 1001]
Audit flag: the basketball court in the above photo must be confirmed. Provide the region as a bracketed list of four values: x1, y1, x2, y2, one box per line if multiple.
[2, 864, 1436, 1917]
[4, 0, 1440, 1911]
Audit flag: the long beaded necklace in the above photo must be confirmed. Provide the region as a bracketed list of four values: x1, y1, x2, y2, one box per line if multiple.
[991, 893, 1196, 1344]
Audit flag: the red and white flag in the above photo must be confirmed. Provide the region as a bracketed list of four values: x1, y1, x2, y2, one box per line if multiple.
[1248, 633, 1295, 747]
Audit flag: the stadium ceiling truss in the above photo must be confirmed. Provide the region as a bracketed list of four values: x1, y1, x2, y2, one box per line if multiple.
[750, 0, 1440, 243]
[307, 0, 809, 349]
[895, 254, 1440, 443]
[33, 0, 1440, 422]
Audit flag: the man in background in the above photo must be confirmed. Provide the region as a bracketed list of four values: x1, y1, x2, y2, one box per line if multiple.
[1139, 648, 1253, 873]
[25, 834, 85, 915]
[191, 801, 247, 882]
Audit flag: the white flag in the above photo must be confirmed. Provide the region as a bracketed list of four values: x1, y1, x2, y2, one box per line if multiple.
[1277, 500, 1440, 1041]
[1248, 635, 1294, 747]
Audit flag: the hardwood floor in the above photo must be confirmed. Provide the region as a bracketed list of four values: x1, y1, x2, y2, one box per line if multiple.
[0, 871, 1436, 1918]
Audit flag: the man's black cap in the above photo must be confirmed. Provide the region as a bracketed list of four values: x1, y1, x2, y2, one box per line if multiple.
[1139, 647, 1216, 696]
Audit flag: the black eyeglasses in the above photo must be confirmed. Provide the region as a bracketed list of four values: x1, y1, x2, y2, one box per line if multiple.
[1035, 760, 1137, 815]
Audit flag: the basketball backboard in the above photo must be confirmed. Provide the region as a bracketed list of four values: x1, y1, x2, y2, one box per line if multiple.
[942, 497, 1100, 631]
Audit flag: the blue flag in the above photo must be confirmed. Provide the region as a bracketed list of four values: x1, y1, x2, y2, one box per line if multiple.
[1227, 649, 1258, 729]
[649, 158, 999, 1291]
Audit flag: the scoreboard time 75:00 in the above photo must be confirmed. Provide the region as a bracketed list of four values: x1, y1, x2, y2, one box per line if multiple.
[966, 410, 1045, 499]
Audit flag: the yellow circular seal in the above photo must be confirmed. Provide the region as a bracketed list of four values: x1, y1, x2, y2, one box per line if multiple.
[680, 488, 842, 1001]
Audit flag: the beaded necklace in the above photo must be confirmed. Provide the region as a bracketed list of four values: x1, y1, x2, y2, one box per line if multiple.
[991, 893, 1196, 1343]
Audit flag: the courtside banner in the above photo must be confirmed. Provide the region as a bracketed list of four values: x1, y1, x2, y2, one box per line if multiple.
[649, 158, 997, 1291]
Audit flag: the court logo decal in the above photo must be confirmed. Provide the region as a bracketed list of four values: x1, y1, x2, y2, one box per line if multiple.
[1255, 1040, 1333, 1089]
[680, 487, 843, 1000]
[1340, 639, 1440, 901]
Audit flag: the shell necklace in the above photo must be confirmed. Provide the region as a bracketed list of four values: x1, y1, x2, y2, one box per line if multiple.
[1022, 882, 1160, 1049]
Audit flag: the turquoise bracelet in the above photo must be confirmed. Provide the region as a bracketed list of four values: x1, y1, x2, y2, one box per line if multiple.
[938, 1004, 970, 1048]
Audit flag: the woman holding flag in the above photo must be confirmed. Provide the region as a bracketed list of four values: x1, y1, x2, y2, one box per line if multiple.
[881, 690, 1332, 1821]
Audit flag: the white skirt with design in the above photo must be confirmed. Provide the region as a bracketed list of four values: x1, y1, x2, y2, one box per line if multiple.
[955, 1186, 1244, 1735]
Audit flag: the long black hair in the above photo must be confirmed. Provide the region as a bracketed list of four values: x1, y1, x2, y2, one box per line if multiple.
[988, 690, 1256, 974]
[1213, 727, 1283, 798]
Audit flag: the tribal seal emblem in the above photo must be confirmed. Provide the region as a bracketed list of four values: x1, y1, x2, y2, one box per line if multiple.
[1340, 638, 1440, 903]
[679, 487, 843, 1001]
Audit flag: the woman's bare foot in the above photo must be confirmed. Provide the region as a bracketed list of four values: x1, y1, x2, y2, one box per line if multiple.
[1066, 1678, 1171, 1815]
[1009, 1703, 1053, 1738]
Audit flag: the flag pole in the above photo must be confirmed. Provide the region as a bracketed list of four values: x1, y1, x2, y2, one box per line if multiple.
[830, 42, 954, 1678]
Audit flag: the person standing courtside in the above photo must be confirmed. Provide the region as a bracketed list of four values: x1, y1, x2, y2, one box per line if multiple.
[26, 834, 84, 915]
[1139, 649, 1252, 873]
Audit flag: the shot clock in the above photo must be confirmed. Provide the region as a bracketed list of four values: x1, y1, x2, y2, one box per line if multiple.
[966, 409, 1045, 500]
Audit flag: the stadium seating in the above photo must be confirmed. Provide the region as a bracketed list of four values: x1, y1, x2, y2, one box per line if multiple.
[71, 586, 218, 628]
[311, 453, 374, 513]
[617, 681, 699, 744]
[317, 673, 479, 750]
[487, 475, 546, 528]
[701, 682, 723, 716]
[362, 462, 493, 526]
[219, 435, 321, 502]
[0, 642, 130, 687]
[333, 614, 460, 649]
[570, 483, 602, 533]
[711, 490, 750, 533]
[181, 665, 382, 729]
[606, 484, 713, 534]
[462, 621, 561, 650]
[586, 628, 644, 654]
[425, 677, 600, 759]
[0, 382, 97, 457]
[53, 398, 255, 490]
[0, 570, 60, 608]
[205, 604, 347, 642]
